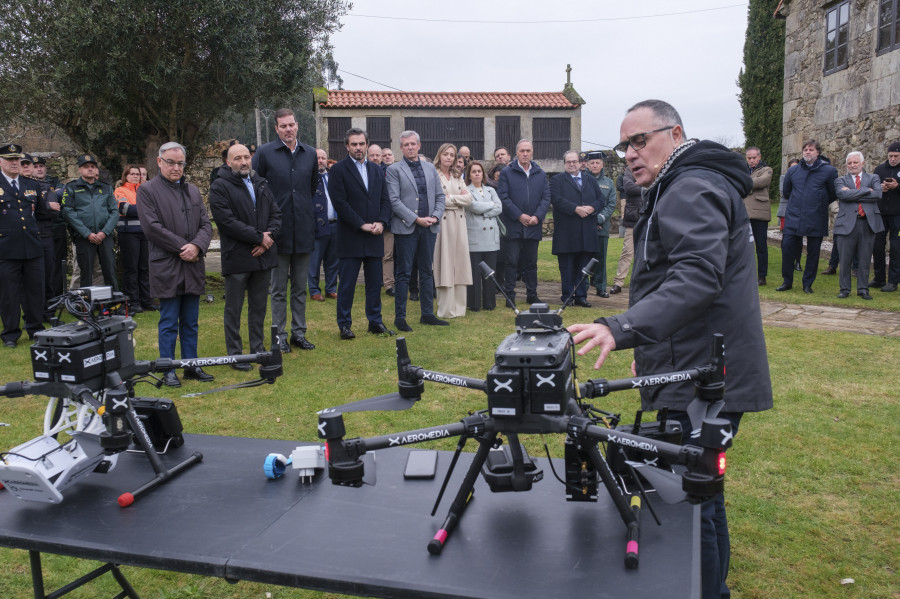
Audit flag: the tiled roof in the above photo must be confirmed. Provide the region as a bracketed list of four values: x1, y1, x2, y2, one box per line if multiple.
[320, 90, 579, 109]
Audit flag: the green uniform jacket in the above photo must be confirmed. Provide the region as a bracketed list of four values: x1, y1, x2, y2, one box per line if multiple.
[592, 171, 616, 236]
[61, 177, 118, 239]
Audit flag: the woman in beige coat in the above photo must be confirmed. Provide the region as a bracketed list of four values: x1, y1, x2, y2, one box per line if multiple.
[433, 143, 472, 318]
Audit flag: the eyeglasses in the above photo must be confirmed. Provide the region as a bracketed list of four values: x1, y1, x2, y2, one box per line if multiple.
[160, 158, 187, 168]
[564, 160, 580, 165]
[613, 126, 674, 158]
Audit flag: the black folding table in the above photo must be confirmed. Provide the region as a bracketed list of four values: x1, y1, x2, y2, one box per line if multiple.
[0, 433, 700, 598]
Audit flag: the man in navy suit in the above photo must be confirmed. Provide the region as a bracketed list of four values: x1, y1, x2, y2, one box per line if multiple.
[328, 128, 394, 339]
[0, 143, 45, 347]
[308, 148, 339, 301]
[833, 151, 883, 300]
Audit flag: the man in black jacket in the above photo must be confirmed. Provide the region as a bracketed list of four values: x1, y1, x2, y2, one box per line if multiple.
[569, 100, 772, 599]
[251, 108, 318, 351]
[871, 141, 900, 292]
[209, 144, 281, 369]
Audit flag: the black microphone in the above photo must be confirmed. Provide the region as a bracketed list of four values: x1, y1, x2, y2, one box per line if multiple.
[478, 261, 519, 315]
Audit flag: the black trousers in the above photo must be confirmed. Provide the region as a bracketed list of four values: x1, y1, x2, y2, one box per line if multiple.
[0, 257, 44, 343]
[74, 235, 118, 291]
[872, 213, 900, 285]
[501, 238, 539, 300]
[224, 269, 271, 355]
[118, 231, 152, 307]
[467, 251, 497, 311]
[781, 234, 822, 288]
[749, 219, 768, 278]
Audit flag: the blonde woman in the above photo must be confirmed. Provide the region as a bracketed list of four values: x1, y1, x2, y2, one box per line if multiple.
[432, 143, 472, 318]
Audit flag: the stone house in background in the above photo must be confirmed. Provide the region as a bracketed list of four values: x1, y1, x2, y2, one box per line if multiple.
[314, 84, 585, 174]
[778, 0, 900, 169]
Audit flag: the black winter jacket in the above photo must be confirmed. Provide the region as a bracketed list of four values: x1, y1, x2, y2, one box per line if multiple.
[597, 141, 772, 414]
[209, 169, 281, 276]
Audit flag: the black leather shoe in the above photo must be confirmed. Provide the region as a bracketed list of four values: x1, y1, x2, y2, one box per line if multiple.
[776, 283, 792, 292]
[291, 336, 315, 350]
[595, 288, 610, 298]
[130, 305, 144, 314]
[339, 327, 356, 340]
[409, 292, 420, 301]
[803, 286, 813, 294]
[837, 291, 850, 299]
[526, 296, 543, 304]
[385, 287, 395, 297]
[758, 277, 766, 286]
[869, 280, 886, 289]
[881, 283, 898, 292]
[278, 338, 292, 353]
[394, 318, 413, 332]
[420, 315, 449, 326]
[163, 371, 181, 387]
[505, 298, 516, 309]
[231, 362, 253, 372]
[368, 323, 396, 336]
[3, 340, 16, 348]
[794, 262, 803, 271]
[609, 284, 622, 295]
[858, 290, 873, 300]
[573, 298, 592, 307]
[142, 304, 158, 312]
[183, 367, 214, 382]
[821, 265, 837, 275]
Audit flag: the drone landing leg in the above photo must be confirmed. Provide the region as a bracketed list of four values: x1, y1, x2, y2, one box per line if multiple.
[427, 432, 497, 555]
[582, 442, 641, 568]
[116, 405, 202, 507]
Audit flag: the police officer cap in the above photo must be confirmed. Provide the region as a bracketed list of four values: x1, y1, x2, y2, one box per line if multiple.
[889, 141, 900, 153]
[0, 143, 25, 159]
[578, 151, 587, 161]
[586, 151, 606, 161]
[77, 154, 98, 167]
[32, 156, 47, 166]
[20, 153, 33, 164]
[247, 143, 257, 153]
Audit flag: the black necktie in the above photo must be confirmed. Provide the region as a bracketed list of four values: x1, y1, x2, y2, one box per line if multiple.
[11, 179, 18, 195]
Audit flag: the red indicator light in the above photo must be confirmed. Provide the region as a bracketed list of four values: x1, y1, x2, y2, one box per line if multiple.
[717, 452, 727, 476]
[324, 443, 330, 462]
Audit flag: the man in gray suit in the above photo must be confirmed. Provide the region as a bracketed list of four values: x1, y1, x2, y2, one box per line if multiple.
[834, 151, 883, 300]
[385, 130, 446, 332]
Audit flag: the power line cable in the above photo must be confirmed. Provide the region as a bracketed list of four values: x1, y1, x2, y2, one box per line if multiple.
[346, 4, 745, 25]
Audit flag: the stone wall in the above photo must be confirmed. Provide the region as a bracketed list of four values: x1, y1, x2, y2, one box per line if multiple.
[782, 0, 900, 169]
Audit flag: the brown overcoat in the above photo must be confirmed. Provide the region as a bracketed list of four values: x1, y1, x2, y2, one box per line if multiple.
[137, 174, 212, 298]
[743, 165, 773, 221]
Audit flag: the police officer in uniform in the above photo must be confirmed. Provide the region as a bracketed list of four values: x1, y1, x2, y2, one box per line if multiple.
[61, 154, 119, 290]
[32, 156, 68, 303]
[0, 143, 45, 347]
[24, 155, 64, 319]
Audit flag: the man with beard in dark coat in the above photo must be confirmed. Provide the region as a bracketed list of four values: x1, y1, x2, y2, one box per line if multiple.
[209, 144, 281, 369]
[569, 100, 773, 599]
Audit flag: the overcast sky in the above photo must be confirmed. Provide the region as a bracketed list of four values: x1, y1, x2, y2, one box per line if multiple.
[328, 0, 751, 151]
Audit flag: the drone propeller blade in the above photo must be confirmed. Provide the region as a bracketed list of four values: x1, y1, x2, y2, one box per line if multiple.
[319, 392, 417, 414]
[629, 462, 687, 505]
[361, 453, 377, 486]
[685, 398, 725, 441]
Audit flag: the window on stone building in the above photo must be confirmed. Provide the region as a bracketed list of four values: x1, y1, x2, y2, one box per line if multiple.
[404, 117, 484, 161]
[877, 0, 900, 54]
[823, 1, 850, 75]
[327, 117, 351, 160]
[366, 117, 391, 152]
[532, 118, 571, 160]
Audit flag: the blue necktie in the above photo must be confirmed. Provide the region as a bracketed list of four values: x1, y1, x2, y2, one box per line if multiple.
[11, 178, 18, 195]
[574, 176, 582, 189]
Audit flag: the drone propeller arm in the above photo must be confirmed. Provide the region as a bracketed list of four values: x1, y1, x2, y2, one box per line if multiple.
[416, 369, 487, 392]
[134, 326, 283, 380]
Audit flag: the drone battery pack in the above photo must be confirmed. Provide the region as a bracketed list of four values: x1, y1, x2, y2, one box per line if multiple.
[131, 397, 184, 451]
[607, 419, 683, 475]
[31, 317, 136, 389]
[487, 366, 523, 417]
[403, 450, 437, 479]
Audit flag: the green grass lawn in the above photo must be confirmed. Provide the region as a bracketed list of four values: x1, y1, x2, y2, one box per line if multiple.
[0, 242, 897, 598]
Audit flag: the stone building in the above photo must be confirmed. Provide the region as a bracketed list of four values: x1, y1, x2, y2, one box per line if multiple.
[778, 0, 900, 168]
[314, 81, 585, 174]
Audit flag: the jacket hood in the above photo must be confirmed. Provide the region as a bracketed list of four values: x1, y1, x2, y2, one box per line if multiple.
[661, 140, 753, 198]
